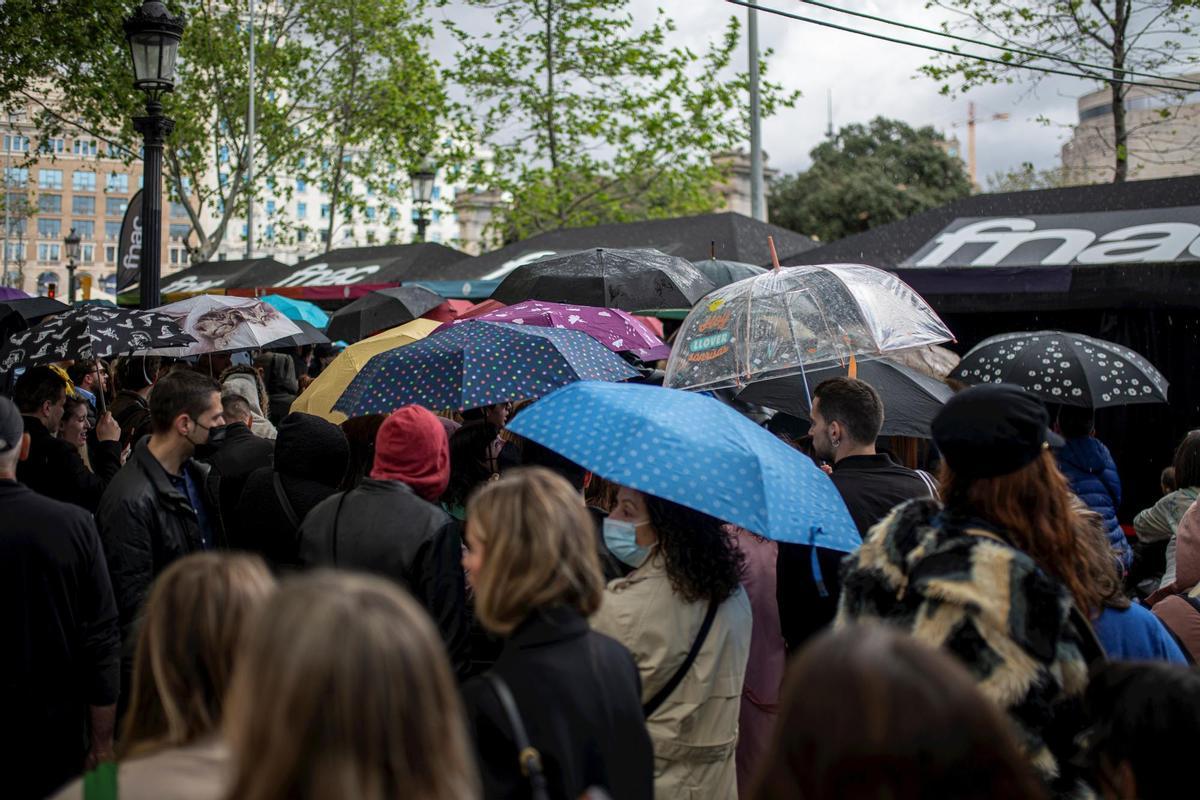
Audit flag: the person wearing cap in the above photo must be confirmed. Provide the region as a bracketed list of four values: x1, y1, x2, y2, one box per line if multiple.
[0, 395, 121, 799]
[296, 405, 470, 676]
[13, 365, 121, 512]
[837, 383, 1105, 795]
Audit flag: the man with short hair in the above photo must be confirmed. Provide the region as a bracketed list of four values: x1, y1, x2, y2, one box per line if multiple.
[66, 360, 108, 411]
[0, 396, 121, 799]
[97, 370, 224, 660]
[777, 377, 936, 651]
[14, 366, 121, 511]
[201, 392, 274, 523]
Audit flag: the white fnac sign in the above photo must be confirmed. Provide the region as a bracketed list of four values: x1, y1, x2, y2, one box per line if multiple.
[272, 262, 382, 287]
[903, 207, 1200, 268]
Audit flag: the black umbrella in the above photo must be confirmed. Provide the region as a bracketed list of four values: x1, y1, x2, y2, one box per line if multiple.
[0, 306, 194, 374]
[262, 319, 331, 349]
[0, 297, 71, 340]
[950, 330, 1169, 409]
[737, 358, 954, 438]
[325, 286, 444, 343]
[691, 259, 767, 289]
[490, 248, 716, 311]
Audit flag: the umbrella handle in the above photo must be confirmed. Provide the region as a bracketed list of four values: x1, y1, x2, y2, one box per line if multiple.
[94, 357, 107, 414]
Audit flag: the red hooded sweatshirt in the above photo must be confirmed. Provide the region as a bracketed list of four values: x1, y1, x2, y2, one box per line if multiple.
[370, 405, 450, 502]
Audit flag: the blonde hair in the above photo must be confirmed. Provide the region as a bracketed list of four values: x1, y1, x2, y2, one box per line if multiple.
[466, 467, 604, 636]
[120, 552, 275, 759]
[222, 571, 478, 800]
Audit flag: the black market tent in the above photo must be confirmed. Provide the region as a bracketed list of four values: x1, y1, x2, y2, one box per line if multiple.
[781, 174, 1200, 516]
[158, 257, 289, 297]
[454, 212, 818, 280]
[154, 243, 474, 302]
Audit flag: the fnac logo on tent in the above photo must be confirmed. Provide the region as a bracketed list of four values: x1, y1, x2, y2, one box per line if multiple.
[162, 275, 226, 293]
[273, 262, 381, 287]
[905, 207, 1200, 268]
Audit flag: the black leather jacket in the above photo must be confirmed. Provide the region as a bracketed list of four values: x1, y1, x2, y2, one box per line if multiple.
[297, 478, 469, 676]
[96, 442, 222, 642]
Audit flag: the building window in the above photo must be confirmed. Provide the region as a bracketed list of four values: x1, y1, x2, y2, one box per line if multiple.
[73, 139, 98, 157]
[37, 244, 61, 262]
[4, 242, 25, 261]
[36, 169, 60, 189]
[319, 204, 329, 219]
[105, 245, 116, 262]
[105, 142, 123, 158]
[367, 230, 376, 244]
[265, 224, 275, 240]
[72, 170, 96, 191]
[4, 167, 30, 185]
[105, 222, 120, 241]
[4, 135, 31, 153]
[38, 137, 64, 154]
[72, 195, 96, 216]
[365, 206, 377, 221]
[218, 145, 229, 164]
[38, 194, 62, 213]
[241, 224, 247, 238]
[296, 179, 306, 193]
[343, 229, 352, 240]
[319, 230, 329, 244]
[296, 202, 307, 218]
[169, 202, 188, 218]
[4, 218, 25, 236]
[266, 200, 276, 215]
[218, 172, 228, 187]
[432, 185, 441, 201]
[81, 244, 94, 263]
[169, 223, 190, 241]
[138, 175, 144, 189]
[297, 229, 307, 243]
[37, 218, 62, 239]
[106, 197, 127, 216]
[431, 210, 441, 223]
[74, 220, 95, 239]
[106, 173, 129, 192]
[170, 248, 181, 264]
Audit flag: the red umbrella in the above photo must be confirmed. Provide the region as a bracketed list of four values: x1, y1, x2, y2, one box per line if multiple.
[422, 299, 476, 323]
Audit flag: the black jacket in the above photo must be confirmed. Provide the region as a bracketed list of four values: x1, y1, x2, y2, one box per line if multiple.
[230, 411, 349, 568]
[463, 607, 654, 800]
[776, 453, 935, 651]
[96, 442, 221, 646]
[200, 422, 274, 524]
[110, 389, 153, 451]
[297, 478, 470, 675]
[259, 352, 298, 425]
[16, 416, 121, 512]
[0, 480, 121, 800]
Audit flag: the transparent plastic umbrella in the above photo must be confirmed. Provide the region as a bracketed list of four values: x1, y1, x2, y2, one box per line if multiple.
[664, 264, 953, 392]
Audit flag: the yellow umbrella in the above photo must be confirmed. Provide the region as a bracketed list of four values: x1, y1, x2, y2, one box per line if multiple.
[290, 318, 441, 423]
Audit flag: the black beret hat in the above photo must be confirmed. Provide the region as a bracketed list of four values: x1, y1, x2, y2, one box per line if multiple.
[932, 383, 1064, 479]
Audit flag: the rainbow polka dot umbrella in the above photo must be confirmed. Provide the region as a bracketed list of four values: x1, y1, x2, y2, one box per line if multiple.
[333, 320, 641, 416]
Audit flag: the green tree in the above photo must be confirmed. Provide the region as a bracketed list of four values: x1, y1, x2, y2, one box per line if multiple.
[769, 117, 971, 243]
[920, 1, 1200, 183]
[0, 0, 453, 263]
[985, 161, 1078, 193]
[446, 0, 797, 240]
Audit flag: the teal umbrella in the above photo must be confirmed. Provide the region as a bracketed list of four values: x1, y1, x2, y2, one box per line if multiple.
[261, 294, 329, 329]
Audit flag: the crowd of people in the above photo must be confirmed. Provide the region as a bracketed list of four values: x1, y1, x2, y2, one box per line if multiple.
[3, 349, 1200, 800]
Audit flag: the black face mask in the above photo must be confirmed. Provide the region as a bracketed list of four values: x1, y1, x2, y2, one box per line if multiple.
[190, 423, 228, 459]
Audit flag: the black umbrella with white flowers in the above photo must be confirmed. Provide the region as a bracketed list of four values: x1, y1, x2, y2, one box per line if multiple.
[950, 331, 1168, 409]
[0, 305, 194, 374]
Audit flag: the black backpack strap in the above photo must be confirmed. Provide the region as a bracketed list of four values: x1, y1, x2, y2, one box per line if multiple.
[272, 472, 301, 529]
[484, 673, 550, 800]
[643, 598, 719, 717]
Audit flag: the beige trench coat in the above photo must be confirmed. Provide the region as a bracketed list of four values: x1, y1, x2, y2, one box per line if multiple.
[592, 553, 752, 799]
[52, 737, 228, 800]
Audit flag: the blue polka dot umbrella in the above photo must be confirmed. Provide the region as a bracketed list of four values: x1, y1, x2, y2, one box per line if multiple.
[508, 381, 861, 550]
[333, 320, 641, 416]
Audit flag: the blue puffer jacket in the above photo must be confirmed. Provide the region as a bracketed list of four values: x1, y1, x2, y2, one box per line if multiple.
[1057, 436, 1132, 570]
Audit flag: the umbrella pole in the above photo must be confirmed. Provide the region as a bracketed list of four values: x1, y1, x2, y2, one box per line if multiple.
[768, 236, 781, 270]
[94, 357, 106, 414]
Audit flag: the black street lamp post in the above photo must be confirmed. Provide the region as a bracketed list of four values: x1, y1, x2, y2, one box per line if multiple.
[64, 227, 81, 304]
[124, 1, 185, 310]
[410, 162, 436, 243]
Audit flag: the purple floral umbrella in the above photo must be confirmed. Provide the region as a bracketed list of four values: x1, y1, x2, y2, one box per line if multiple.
[435, 300, 671, 362]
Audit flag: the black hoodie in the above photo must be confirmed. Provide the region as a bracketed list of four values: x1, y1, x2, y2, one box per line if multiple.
[230, 412, 349, 569]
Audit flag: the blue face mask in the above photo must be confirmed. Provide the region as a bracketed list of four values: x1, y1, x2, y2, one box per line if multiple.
[603, 517, 652, 568]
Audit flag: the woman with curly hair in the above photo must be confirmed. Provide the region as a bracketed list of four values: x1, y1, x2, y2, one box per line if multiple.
[590, 484, 750, 799]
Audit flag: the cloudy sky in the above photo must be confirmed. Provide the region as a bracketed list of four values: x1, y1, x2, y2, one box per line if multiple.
[432, 0, 1108, 186]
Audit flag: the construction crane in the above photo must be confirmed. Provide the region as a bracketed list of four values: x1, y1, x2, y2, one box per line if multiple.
[952, 101, 1010, 187]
